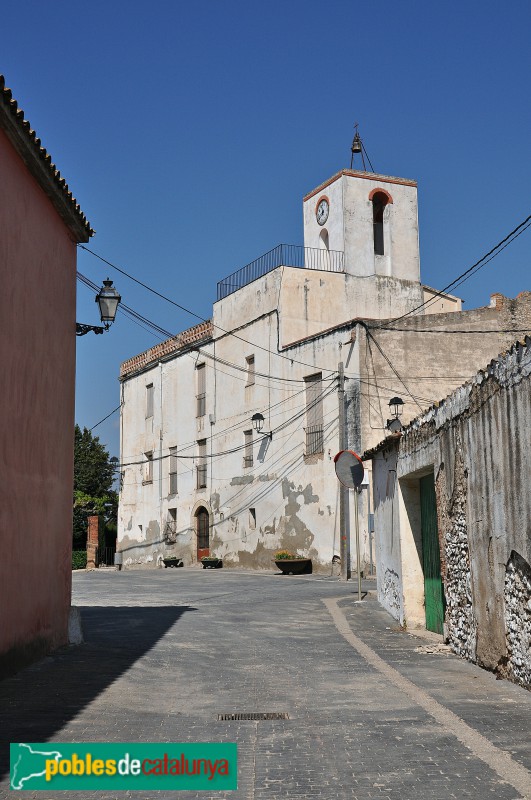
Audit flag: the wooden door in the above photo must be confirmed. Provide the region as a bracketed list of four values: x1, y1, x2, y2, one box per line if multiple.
[196, 507, 210, 560]
[420, 474, 445, 634]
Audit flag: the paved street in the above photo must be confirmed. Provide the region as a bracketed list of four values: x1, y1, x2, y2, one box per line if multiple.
[1, 568, 530, 799]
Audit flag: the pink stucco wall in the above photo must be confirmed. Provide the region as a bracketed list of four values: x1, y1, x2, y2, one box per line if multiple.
[0, 127, 78, 673]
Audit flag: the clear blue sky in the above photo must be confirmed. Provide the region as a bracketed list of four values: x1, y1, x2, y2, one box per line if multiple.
[3, 0, 530, 458]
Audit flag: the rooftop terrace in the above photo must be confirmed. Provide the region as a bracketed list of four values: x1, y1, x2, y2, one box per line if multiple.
[216, 244, 344, 300]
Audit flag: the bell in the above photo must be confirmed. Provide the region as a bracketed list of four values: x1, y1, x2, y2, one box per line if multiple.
[351, 133, 362, 154]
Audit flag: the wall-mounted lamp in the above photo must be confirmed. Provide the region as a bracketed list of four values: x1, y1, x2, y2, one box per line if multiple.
[251, 413, 273, 440]
[76, 278, 121, 336]
[386, 396, 404, 433]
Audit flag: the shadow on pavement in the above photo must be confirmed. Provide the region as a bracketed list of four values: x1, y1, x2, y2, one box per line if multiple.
[0, 605, 194, 780]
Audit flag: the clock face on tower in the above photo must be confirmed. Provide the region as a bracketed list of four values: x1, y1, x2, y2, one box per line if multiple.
[316, 197, 329, 226]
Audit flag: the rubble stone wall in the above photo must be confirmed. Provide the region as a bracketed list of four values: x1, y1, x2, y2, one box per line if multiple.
[393, 336, 531, 688]
[504, 551, 531, 688]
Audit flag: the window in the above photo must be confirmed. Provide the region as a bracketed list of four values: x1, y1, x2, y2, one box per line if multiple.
[144, 451, 153, 483]
[196, 364, 206, 417]
[196, 439, 207, 489]
[304, 373, 324, 455]
[245, 355, 255, 387]
[164, 508, 177, 543]
[372, 192, 388, 256]
[146, 384, 154, 418]
[169, 446, 178, 495]
[244, 430, 253, 468]
[249, 508, 256, 530]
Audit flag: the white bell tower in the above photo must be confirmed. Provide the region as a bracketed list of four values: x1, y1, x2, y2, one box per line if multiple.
[303, 169, 421, 284]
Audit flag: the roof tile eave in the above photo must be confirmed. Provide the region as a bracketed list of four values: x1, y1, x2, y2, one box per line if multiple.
[0, 75, 93, 240]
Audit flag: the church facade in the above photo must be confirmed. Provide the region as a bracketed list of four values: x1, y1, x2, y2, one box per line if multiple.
[117, 167, 529, 573]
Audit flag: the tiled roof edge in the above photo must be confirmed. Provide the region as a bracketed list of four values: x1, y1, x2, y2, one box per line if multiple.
[0, 76, 93, 241]
[120, 320, 214, 379]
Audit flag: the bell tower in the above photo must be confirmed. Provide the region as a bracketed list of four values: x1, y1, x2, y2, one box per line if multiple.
[303, 168, 421, 285]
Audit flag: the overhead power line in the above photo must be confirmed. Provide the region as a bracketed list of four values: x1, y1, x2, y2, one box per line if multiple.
[78, 245, 339, 375]
[77, 273, 332, 387]
[377, 213, 531, 328]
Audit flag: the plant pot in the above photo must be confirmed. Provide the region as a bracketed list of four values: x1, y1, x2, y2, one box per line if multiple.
[163, 558, 183, 568]
[274, 558, 312, 575]
[202, 558, 223, 569]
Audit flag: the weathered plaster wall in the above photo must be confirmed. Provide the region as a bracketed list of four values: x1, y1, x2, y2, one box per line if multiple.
[0, 128, 77, 674]
[370, 336, 531, 688]
[302, 170, 420, 283]
[358, 293, 531, 455]
[117, 309, 376, 575]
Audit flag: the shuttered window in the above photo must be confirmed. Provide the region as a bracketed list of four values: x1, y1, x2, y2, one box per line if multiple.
[196, 364, 206, 417]
[196, 439, 207, 489]
[305, 373, 324, 455]
[146, 384, 154, 418]
[244, 430, 253, 468]
[169, 446, 178, 495]
[246, 355, 255, 386]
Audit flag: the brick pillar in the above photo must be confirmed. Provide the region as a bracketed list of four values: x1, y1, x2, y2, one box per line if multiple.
[86, 515, 100, 570]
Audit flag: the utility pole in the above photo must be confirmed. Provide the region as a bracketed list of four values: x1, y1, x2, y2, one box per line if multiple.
[338, 362, 351, 580]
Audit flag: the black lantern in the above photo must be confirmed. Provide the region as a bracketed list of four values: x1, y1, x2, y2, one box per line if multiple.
[251, 413, 272, 440]
[388, 396, 404, 418]
[251, 413, 265, 433]
[96, 279, 121, 325]
[76, 278, 121, 336]
[386, 396, 404, 433]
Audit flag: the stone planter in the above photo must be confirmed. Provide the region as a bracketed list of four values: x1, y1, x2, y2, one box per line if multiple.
[163, 558, 183, 568]
[274, 558, 312, 575]
[201, 558, 223, 569]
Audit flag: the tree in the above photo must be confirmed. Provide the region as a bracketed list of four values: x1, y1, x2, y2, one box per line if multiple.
[73, 425, 118, 550]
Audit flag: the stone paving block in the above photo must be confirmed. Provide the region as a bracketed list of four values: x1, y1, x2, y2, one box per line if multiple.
[0, 571, 529, 799]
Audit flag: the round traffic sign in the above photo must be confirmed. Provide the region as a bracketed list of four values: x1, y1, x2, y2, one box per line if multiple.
[334, 450, 364, 489]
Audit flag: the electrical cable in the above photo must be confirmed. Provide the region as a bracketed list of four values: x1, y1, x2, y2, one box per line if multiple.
[90, 405, 122, 432]
[78, 245, 343, 375]
[78, 272, 333, 387]
[376, 214, 531, 328]
[115, 382, 337, 469]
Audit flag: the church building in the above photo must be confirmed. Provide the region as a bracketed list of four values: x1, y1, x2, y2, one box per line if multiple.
[117, 164, 529, 573]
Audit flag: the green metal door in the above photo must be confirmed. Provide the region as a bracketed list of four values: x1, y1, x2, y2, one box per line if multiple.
[420, 474, 445, 634]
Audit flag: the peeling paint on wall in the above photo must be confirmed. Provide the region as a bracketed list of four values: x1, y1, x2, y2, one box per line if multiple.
[382, 568, 402, 618]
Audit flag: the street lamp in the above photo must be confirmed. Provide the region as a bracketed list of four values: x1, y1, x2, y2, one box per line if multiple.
[76, 278, 121, 336]
[386, 396, 404, 433]
[251, 413, 272, 440]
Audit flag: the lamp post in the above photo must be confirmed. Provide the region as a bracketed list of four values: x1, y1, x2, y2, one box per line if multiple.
[251, 413, 272, 440]
[386, 396, 404, 433]
[76, 278, 121, 336]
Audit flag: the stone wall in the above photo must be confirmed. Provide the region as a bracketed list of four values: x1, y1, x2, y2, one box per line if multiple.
[369, 335, 531, 688]
[504, 551, 531, 688]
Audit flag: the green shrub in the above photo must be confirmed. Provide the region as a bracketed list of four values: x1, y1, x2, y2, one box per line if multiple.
[72, 550, 87, 570]
[274, 550, 297, 560]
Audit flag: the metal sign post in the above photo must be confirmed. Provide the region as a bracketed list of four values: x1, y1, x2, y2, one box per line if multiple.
[334, 450, 365, 601]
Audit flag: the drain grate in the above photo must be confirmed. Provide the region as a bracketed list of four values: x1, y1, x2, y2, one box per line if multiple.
[217, 712, 289, 721]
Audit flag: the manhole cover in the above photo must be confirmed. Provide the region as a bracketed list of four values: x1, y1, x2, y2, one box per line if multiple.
[217, 713, 289, 721]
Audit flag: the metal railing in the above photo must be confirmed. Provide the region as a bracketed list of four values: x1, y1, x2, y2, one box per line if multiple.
[98, 546, 116, 567]
[217, 244, 344, 300]
[305, 425, 324, 456]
